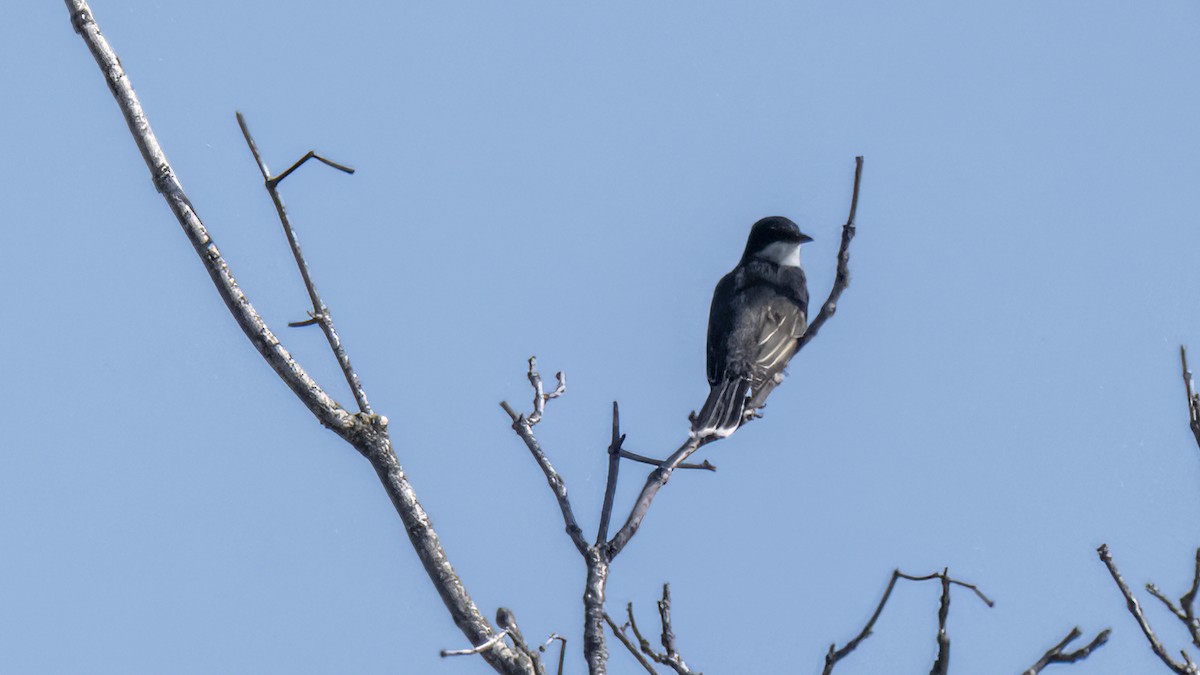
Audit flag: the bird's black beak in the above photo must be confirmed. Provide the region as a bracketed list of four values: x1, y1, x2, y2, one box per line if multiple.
[797, 232, 814, 244]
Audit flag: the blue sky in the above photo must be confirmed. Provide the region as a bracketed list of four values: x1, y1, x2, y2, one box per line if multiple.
[4, 1, 1200, 673]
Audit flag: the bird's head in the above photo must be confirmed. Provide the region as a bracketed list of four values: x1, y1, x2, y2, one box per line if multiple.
[741, 216, 813, 267]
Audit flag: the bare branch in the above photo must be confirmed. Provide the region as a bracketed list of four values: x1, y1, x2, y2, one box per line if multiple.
[442, 630, 511, 658]
[538, 634, 568, 675]
[66, 3, 529, 671]
[500, 404, 588, 556]
[499, 359, 586, 553]
[1098, 543, 1197, 674]
[930, 572, 950, 675]
[524, 357, 565, 426]
[604, 613, 659, 675]
[606, 435, 712, 559]
[1182, 346, 1200, 450]
[236, 112, 370, 414]
[1022, 627, 1111, 675]
[824, 568, 991, 675]
[1183, 549, 1200, 648]
[596, 402, 625, 547]
[622, 588, 700, 675]
[618, 450, 716, 472]
[797, 155, 863, 352]
[498, 608, 546, 675]
[1149, 584, 1189, 622]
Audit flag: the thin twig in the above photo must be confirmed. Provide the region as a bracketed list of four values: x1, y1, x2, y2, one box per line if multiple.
[619, 450, 716, 472]
[235, 112, 370, 415]
[606, 434, 713, 559]
[503, 411, 588, 555]
[442, 630, 510, 657]
[524, 357, 565, 426]
[623, 588, 700, 675]
[1022, 627, 1111, 675]
[823, 568, 992, 675]
[596, 402, 625, 546]
[499, 359, 587, 555]
[797, 155, 863, 352]
[604, 613, 658, 675]
[1150, 584, 1189, 622]
[1182, 347, 1200, 450]
[538, 634, 568, 675]
[1097, 544, 1197, 674]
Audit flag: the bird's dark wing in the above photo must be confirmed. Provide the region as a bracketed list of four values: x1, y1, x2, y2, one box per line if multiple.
[706, 271, 738, 386]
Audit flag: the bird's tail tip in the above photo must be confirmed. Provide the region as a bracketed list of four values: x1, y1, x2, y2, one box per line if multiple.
[691, 377, 751, 440]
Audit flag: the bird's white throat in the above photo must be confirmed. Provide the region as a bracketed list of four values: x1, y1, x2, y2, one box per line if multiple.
[756, 241, 801, 267]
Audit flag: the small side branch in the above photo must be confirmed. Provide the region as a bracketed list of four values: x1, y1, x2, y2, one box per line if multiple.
[500, 359, 587, 556]
[538, 634, 568, 675]
[618, 450, 716, 472]
[624, 586, 701, 675]
[442, 631, 511, 658]
[1182, 346, 1200, 451]
[797, 155, 863, 352]
[605, 613, 659, 675]
[1022, 627, 1111, 675]
[606, 434, 714, 559]
[235, 112, 370, 414]
[823, 568, 992, 675]
[1098, 544, 1198, 674]
[596, 402, 626, 546]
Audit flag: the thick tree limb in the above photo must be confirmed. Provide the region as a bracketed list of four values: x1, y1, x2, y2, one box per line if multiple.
[64, 3, 530, 672]
[1098, 543, 1198, 674]
[1022, 627, 1111, 675]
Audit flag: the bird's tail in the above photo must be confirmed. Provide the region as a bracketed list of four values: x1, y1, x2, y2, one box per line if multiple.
[691, 376, 752, 439]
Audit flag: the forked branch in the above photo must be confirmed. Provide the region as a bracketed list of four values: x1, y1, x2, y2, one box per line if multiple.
[236, 112, 369, 414]
[66, 2, 531, 672]
[823, 568, 993, 675]
[1098, 543, 1198, 674]
[1023, 627, 1111, 675]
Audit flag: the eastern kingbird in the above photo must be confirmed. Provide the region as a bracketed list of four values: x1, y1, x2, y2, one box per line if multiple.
[693, 216, 812, 439]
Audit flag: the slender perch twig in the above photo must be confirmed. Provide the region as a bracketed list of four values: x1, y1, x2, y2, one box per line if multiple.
[797, 155, 863, 351]
[608, 157, 864, 559]
[1022, 627, 1111, 675]
[65, 3, 531, 672]
[236, 112, 370, 414]
[1098, 543, 1197, 674]
[823, 568, 993, 675]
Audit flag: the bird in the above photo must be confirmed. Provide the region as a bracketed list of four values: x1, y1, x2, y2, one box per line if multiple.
[692, 216, 812, 439]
